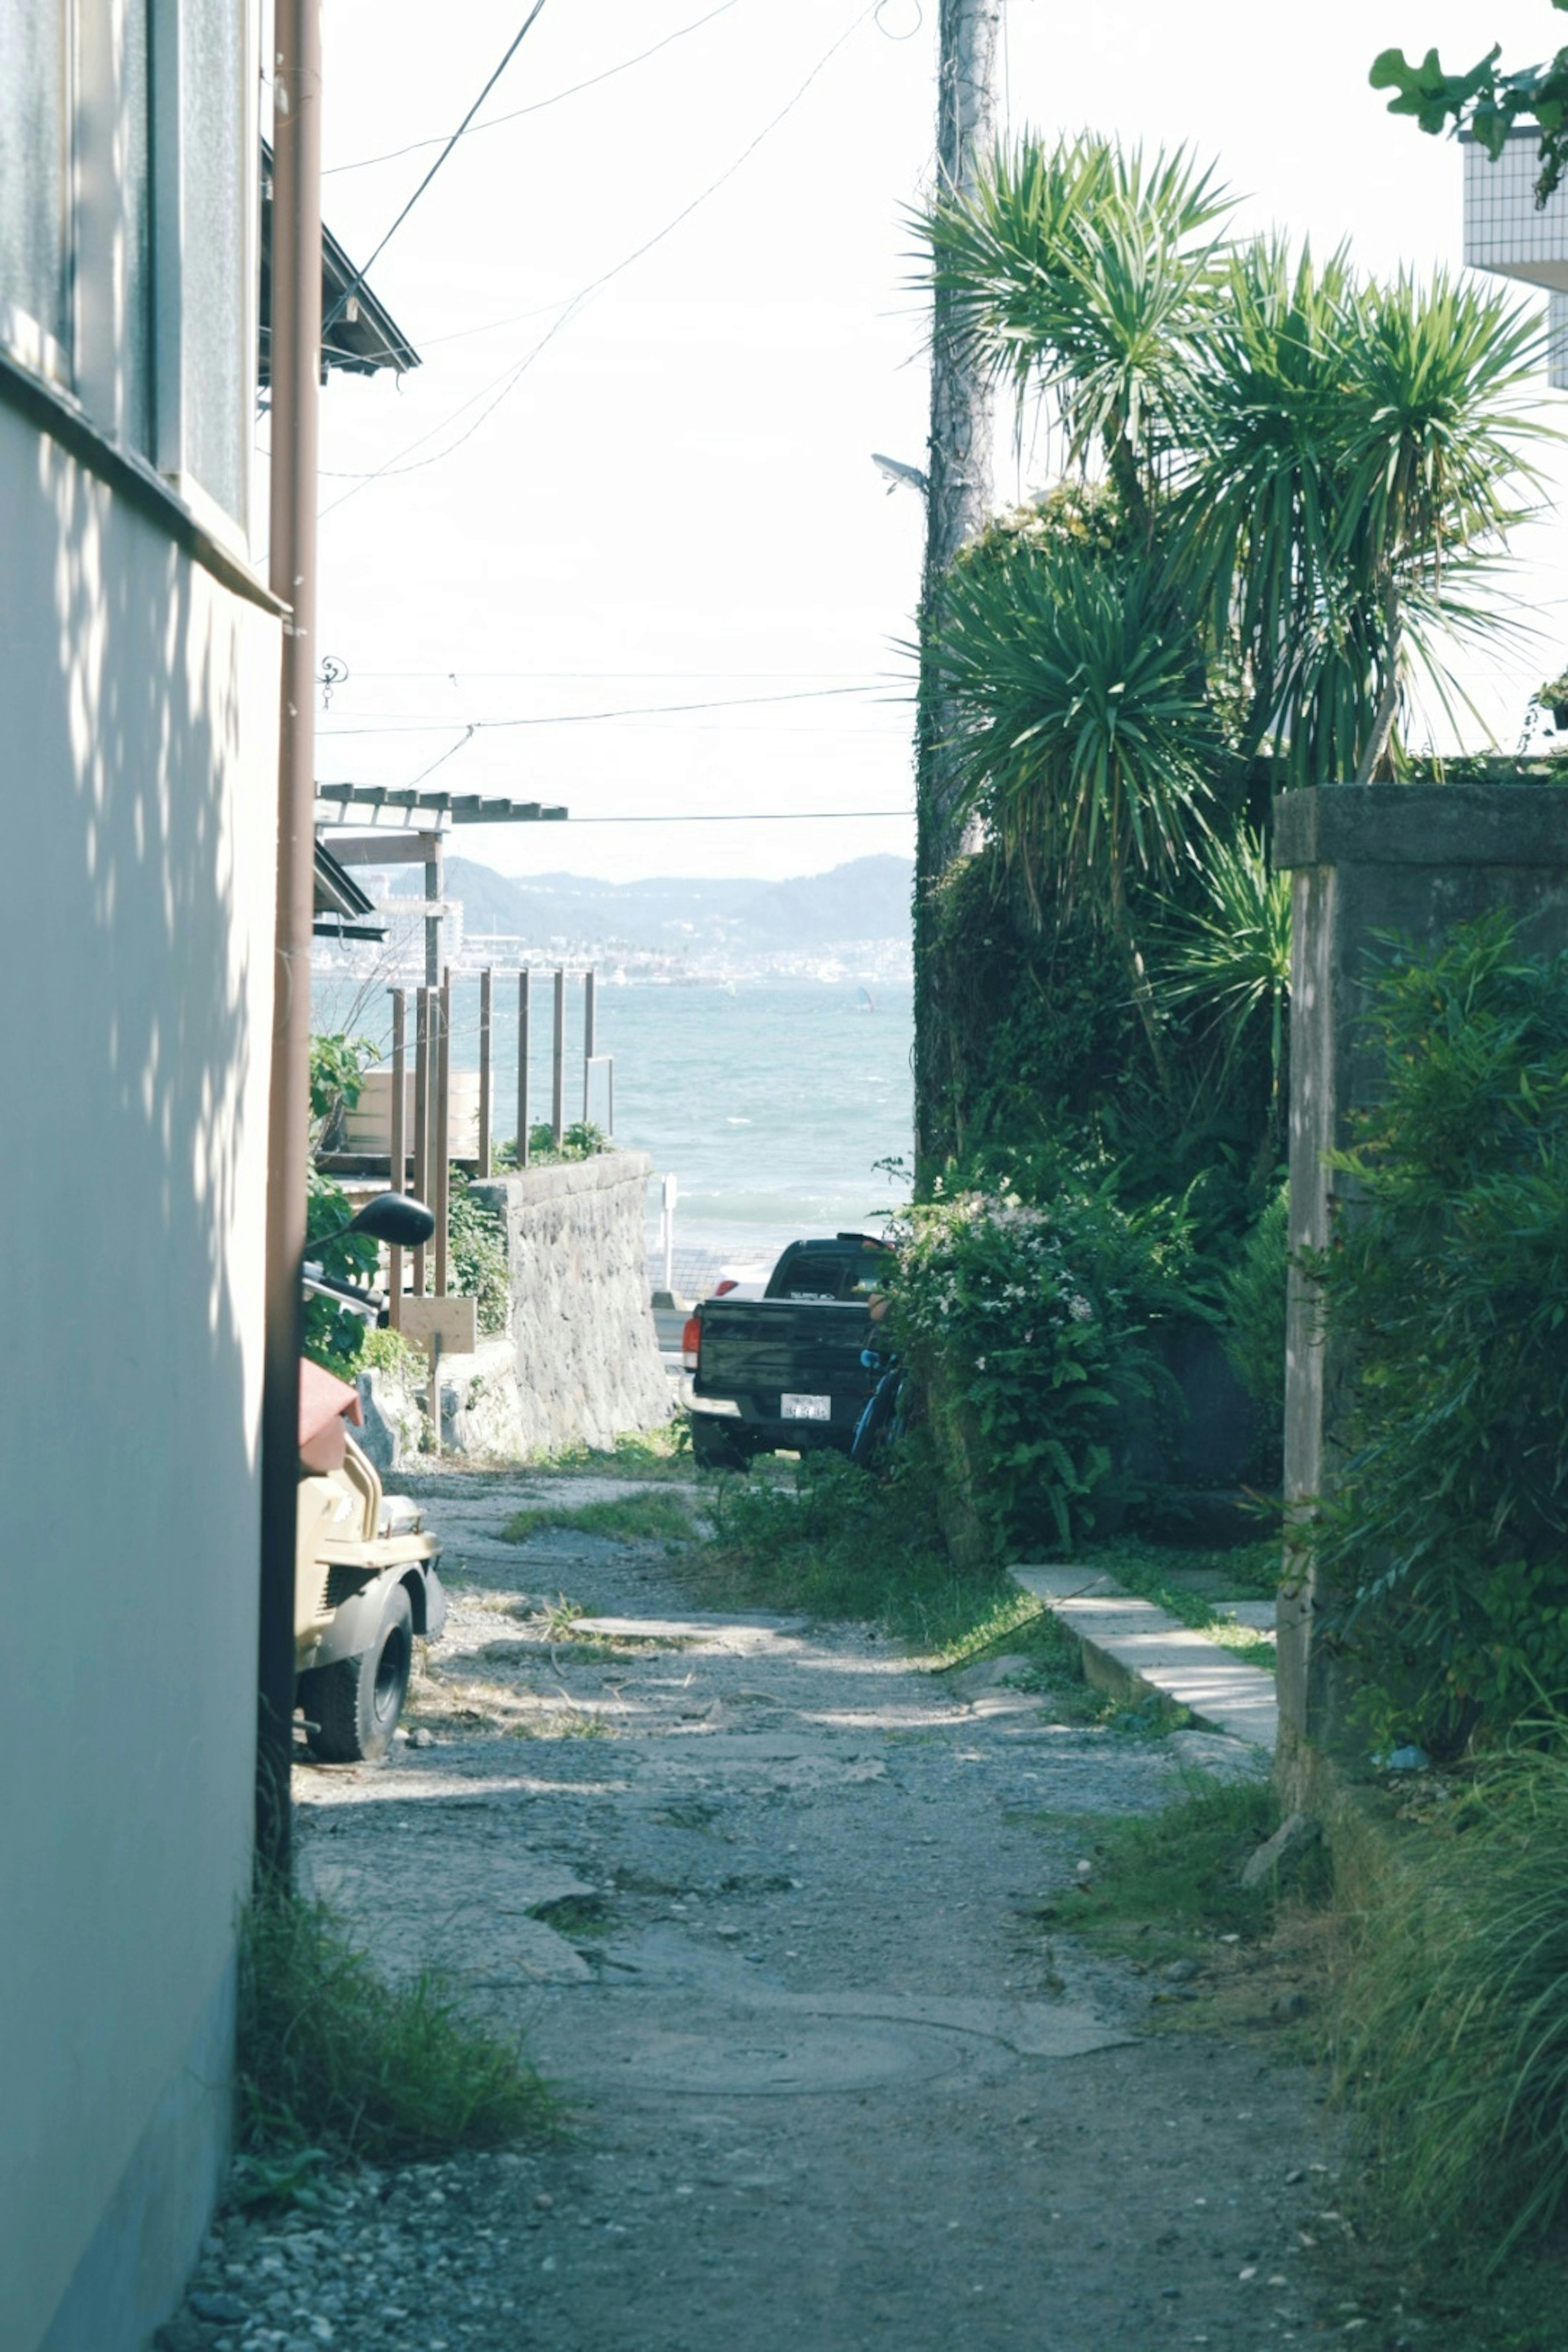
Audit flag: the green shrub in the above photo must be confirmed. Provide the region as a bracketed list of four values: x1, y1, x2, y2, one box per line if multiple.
[1311, 915, 1568, 1744]
[303, 1167, 379, 1373]
[1218, 1186, 1287, 1409]
[1218, 1187, 1287, 1488]
[309, 1031, 372, 1152]
[1335, 1738, 1568, 2259]
[237, 1890, 551, 2167]
[446, 1173, 509, 1336]
[498, 1121, 610, 1167]
[890, 1166, 1202, 1559]
[357, 1326, 424, 1384]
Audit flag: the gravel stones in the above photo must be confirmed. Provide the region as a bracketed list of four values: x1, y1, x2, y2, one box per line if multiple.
[158, 1462, 1338, 2350]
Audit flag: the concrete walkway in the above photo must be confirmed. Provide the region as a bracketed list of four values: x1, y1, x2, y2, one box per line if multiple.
[1010, 1566, 1279, 1752]
[161, 1472, 1334, 2352]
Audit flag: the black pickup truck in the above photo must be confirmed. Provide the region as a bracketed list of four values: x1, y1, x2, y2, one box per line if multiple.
[684, 1233, 893, 1471]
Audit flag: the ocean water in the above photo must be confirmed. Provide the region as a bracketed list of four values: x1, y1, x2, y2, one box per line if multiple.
[316, 971, 914, 1278]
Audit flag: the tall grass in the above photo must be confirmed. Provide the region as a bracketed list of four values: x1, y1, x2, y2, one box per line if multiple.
[1335, 1741, 1568, 2259]
[238, 1891, 552, 2166]
[688, 1450, 1016, 1654]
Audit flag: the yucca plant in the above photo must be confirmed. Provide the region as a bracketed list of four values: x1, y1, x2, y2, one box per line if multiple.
[1182, 251, 1545, 783]
[1155, 826, 1292, 1118]
[933, 525, 1212, 1085]
[920, 134, 1233, 529]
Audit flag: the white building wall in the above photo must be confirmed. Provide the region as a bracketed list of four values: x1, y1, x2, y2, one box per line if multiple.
[0, 394, 281, 2352]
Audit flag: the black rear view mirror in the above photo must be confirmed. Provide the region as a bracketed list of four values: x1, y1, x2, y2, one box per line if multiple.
[348, 1192, 435, 1248]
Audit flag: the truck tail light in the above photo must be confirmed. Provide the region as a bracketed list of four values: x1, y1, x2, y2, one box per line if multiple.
[681, 1315, 701, 1372]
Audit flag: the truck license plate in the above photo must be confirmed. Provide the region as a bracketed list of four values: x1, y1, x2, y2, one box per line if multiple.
[781, 1392, 831, 1421]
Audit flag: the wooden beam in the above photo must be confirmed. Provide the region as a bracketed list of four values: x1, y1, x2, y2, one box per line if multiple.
[321, 830, 441, 865]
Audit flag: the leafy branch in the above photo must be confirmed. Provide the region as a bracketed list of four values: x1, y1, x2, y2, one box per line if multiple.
[1371, 7, 1568, 203]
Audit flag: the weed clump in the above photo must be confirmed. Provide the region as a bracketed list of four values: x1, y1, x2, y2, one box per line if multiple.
[1335, 1741, 1568, 2260]
[501, 1490, 692, 1546]
[689, 1448, 1016, 1652]
[237, 1891, 552, 2167]
[1062, 1775, 1283, 1960]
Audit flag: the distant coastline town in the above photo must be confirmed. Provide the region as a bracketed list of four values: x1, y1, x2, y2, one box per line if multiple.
[314, 851, 915, 989]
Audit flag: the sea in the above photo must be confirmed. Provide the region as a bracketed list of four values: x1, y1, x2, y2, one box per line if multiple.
[314, 970, 915, 1289]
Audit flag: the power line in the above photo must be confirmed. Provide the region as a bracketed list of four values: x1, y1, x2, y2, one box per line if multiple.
[321, 802, 914, 824]
[320, 2, 551, 348]
[562, 808, 914, 823]
[325, 0, 748, 177]
[317, 684, 891, 737]
[332, 668, 879, 680]
[316, 2, 880, 514]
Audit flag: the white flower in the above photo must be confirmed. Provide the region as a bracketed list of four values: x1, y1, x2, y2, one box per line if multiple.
[1069, 1295, 1093, 1323]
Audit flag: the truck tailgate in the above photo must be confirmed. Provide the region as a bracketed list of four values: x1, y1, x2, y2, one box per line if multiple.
[695, 1297, 874, 1412]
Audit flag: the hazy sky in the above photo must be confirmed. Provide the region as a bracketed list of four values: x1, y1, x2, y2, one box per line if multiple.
[294, 0, 1568, 884]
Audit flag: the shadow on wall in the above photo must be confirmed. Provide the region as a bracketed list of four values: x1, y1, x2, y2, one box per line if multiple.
[0, 417, 276, 2350]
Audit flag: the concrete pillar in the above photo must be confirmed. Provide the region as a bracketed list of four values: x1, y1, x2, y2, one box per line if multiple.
[1274, 784, 1568, 1783]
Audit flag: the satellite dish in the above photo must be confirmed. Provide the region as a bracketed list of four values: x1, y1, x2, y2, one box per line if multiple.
[871, 451, 929, 498]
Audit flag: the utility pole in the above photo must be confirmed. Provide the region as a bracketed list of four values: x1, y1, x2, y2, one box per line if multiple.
[257, 0, 323, 1886]
[913, 0, 1001, 1176]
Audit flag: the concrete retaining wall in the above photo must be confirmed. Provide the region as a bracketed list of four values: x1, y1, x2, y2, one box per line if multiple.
[469, 1154, 669, 1454]
[1274, 784, 1568, 1779]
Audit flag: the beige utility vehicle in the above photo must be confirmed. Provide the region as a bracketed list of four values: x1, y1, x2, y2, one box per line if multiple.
[296, 1192, 446, 1763]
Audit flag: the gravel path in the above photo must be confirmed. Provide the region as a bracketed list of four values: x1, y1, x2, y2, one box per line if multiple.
[161, 1466, 1345, 2352]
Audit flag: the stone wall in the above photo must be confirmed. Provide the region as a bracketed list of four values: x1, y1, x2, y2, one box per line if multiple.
[1274, 784, 1568, 1783]
[471, 1153, 670, 1455]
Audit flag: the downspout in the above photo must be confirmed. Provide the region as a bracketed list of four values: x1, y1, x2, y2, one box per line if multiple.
[257, 0, 322, 1885]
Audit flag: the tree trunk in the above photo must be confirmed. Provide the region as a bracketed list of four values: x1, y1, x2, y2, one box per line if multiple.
[914, 0, 1002, 1178]
[1110, 861, 1174, 1100]
[1355, 582, 1401, 784]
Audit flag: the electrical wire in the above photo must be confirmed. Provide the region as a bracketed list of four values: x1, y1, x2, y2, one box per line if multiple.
[325, 0, 749, 177]
[545, 809, 912, 818]
[555, 807, 914, 822]
[338, 667, 879, 680]
[318, 801, 913, 823]
[316, 2, 881, 514]
[320, 2, 551, 347]
[318, 684, 889, 737]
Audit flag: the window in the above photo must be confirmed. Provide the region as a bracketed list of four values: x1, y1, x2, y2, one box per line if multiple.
[0, 0, 256, 535]
[768, 1245, 891, 1303]
[0, 4, 70, 369]
[179, 1, 246, 519]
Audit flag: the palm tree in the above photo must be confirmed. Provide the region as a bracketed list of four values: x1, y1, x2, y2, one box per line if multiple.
[922, 135, 1232, 537]
[915, 129, 1547, 1131]
[1182, 249, 1546, 784]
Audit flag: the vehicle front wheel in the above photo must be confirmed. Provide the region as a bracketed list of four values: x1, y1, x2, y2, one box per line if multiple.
[691, 1416, 751, 1473]
[300, 1583, 414, 1764]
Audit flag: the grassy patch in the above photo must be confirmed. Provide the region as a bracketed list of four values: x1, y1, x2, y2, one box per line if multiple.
[1332, 1740, 1568, 2266]
[236, 1891, 552, 2178]
[1044, 1775, 1284, 1964]
[502, 1491, 693, 1546]
[524, 1425, 694, 1480]
[685, 1449, 1018, 1653]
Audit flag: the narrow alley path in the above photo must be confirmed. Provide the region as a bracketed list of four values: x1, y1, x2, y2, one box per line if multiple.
[173, 1467, 1343, 2352]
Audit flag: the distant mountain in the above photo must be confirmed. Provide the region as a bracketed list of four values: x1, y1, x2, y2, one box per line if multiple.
[388, 855, 912, 952]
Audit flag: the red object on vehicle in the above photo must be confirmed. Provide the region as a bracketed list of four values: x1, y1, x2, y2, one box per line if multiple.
[681, 1315, 701, 1372]
[299, 1356, 363, 1473]
[713, 1278, 738, 1296]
